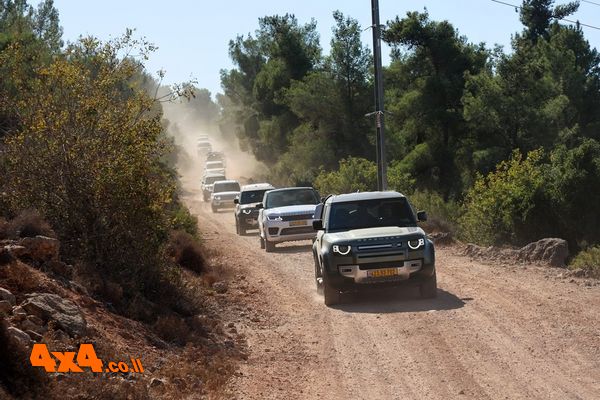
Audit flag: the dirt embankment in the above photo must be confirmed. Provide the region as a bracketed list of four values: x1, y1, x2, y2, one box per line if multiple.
[181, 173, 600, 400]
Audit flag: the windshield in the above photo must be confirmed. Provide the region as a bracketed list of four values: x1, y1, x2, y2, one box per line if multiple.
[206, 161, 223, 169]
[240, 189, 269, 205]
[213, 182, 240, 193]
[205, 175, 225, 185]
[327, 198, 416, 231]
[265, 189, 319, 208]
[207, 153, 223, 162]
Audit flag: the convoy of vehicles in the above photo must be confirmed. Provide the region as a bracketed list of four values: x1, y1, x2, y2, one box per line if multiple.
[197, 134, 435, 306]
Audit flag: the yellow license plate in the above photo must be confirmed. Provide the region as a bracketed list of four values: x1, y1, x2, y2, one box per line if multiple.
[369, 268, 399, 278]
[289, 220, 307, 226]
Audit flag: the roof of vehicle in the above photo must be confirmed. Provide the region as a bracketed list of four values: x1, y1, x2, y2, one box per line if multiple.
[326, 191, 406, 204]
[207, 151, 224, 156]
[264, 186, 315, 195]
[205, 161, 224, 166]
[213, 180, 239, 185]
[241, 183, 275, 191]
[203, 172, 226, 179]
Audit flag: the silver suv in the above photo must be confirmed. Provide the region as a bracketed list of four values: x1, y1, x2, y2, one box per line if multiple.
[257, 187, 320, 252]
[211, 180, 240, 213]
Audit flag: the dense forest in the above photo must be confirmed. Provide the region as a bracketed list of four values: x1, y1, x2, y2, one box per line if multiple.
[219, 0, 600, 266]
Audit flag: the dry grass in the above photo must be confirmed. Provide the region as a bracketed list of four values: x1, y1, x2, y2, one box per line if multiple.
[167, 230, 205, 274]
[153, 314, 191, 346]
[6, 209, 55, 239]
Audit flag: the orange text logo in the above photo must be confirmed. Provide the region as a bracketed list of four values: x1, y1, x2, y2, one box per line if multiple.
[29, 343, 144, 373]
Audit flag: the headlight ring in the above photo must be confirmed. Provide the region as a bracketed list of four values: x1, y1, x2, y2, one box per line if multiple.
[333, 245, 351, 255]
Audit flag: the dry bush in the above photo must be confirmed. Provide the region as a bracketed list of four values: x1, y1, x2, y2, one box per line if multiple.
[153, 314, 191, 346]
[0, 261, 42, 292]
[0, 218, 8, 240]
[167, 230, 205, 274]
[6, 209, 55, 239]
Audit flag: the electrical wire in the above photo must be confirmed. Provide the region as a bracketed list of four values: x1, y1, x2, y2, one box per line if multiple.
[490, 0, 600, 31]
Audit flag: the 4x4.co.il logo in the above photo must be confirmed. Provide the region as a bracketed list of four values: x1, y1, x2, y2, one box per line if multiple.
[30, 344, 144, 373]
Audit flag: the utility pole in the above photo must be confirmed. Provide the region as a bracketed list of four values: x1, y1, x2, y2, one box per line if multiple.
[370, 0, 387, 191]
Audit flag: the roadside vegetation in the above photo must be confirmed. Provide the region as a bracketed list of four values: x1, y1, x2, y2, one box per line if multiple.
[0, 1, 238, 398]
[219, 1, 600, 264]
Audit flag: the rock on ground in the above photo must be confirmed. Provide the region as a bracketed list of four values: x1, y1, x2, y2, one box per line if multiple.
[0, 287, 16, 306]
[19, 236, 59, 262]
[517, 238, 569, 268]
[20, 292, 86, 337]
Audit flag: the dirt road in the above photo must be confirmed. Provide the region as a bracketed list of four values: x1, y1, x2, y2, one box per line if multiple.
[182, 182, 599, 400]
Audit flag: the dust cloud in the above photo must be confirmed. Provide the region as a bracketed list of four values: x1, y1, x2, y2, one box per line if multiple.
[161, 97, 268, 191]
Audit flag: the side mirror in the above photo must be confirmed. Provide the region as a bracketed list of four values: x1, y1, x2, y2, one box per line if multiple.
[417, 211, 428, 222]
[233, 198, 239, 204]
[314, 203, 324, 220]
[312, 220, 323, 231]
[255, 203, 264, 209]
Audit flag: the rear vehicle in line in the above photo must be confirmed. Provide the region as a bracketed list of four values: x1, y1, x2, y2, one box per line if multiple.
[234, 183, 275, 235]
[312, 191, 436, 306]
[206, 151, 226, 166]
[211, 180, 240, 213]
[197, 140, 212, 157]
[257, 187, 320, 252]
[201, 173, 226, 202]
[204, 160, 225, 176]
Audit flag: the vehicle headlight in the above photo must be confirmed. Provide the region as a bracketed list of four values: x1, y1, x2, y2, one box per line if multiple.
[215, 196, 221, 200]
[333, 244, 352, 255]
[408, 238, 425, 250]
[242, 209, 252, 215]
[267, 215, 283, 221]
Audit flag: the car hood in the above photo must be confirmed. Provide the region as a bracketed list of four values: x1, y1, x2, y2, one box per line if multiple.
[325, 226, 425, 243]
[264, 204, 317, 216]
[212, 191, 239, 198]
[240, 202, 261, 210]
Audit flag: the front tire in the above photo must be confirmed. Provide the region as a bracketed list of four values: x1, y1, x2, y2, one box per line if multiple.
[259, 236, 265, 249]
[323, 273, 340, 306]
[211, 205, 218, 213]
[420, 271, 437, 299]
[265, 239, 275, 252]
[313, 252, 323, 295]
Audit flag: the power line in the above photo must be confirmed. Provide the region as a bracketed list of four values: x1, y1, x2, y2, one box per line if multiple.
[490, 0, 600, 31]
[581, 0, 600, 8]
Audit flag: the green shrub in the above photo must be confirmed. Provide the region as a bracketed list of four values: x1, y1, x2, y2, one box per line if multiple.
[460, 149, 546, 245]
[0, 35, 177, 296]
[409, 190, 460, 233]
[314, 157, 377, 195]
[168, 200, 199, 237]
[570, 246, 600, 279]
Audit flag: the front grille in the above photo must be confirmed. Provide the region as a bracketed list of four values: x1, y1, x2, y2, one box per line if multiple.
[280, 227, 315, 235]
[268, 227, 279, 235]
[357, 251, 405, 259]
[281, 214, 313, 221]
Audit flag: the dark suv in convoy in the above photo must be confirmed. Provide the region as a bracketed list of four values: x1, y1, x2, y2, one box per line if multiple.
[234, 183, 275, 235]
[312, 191, 436, 306]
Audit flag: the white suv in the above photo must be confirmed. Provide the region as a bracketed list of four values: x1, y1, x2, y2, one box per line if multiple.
[211, 180, 240, 213]
[257, 187, 320, 252]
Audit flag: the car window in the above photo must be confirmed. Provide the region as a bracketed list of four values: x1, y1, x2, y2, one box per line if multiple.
[206, 161, 224, 169]
[240, 189, 269, 204]
[265, 189, 319, 208]
[327, 198, 416, 231]
[205, 175, 226, 185]
[214, 182, 240, 193]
